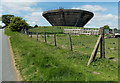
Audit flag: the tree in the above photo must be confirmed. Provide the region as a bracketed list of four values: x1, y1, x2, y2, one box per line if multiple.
[0, 25, 2, 29]
[114, 28, 118, 30]
[34, 24, 38, 28]
[0, 16, 2, 21]
[8, 17, 29, 32]
[29, 26, 34, 29]
[2, 14, 14, 26]
[103, 25, 110, 29]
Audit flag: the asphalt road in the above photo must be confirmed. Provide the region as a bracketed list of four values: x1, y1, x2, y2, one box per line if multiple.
[0, 29, 2, 82]
[0, 29, 17, 81]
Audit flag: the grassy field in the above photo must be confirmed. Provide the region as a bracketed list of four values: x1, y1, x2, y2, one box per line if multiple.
[31, 33, 118, 59]
[28, 26, 84, 33]
[31, 34, 98, 55]
[5, 28, 118, 81]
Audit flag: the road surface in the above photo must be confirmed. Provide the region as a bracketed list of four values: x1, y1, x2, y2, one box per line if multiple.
[0, 29, 2, 82]
[0, 29, 17, 81]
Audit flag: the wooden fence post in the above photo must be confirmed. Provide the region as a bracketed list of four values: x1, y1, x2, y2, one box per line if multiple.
[36, 32, 38, 41]
[54, 33, 57, 46]
[103, 31, 105, 58]
[68, 33, 73, 51]
[100, 27, 105, 58]
[87, 27, 105, 66]
[30, 32, 32, 38]
[44, 32, 47, 43]
[27, 32, 29, 36]
[27, 31, 29, 35]
[100, 28, 103, 58]
[87, 35, 102, 66]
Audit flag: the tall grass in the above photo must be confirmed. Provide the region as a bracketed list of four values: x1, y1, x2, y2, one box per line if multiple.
[5, 28, 118, 81]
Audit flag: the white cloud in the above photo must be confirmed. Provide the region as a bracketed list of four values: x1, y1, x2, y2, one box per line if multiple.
[24, 11, 50, 26]
[1, 2, 118, 28]
[2, 0, 119, 2]
[25, 12, 43, 25]
[94, 13, 117, 21]
[72, 5, 107, 12]
[0, 6, 3, 13]
[72, 5, 117, 28]
[1, 1, 50, 26]
[1, 2, 38, 14]
[0, 21, 5, 26]
[86, 13, 118, 28]
[1, 1, 49, 26]
[2, 0, 38, 2]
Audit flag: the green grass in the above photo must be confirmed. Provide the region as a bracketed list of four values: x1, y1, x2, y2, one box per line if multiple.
[31, 34, 97, 54]
[28, 26, 84, 34]
[31, 34, 118, 58]
[5, 28, 118, 81]
[28, 26, 99, 34]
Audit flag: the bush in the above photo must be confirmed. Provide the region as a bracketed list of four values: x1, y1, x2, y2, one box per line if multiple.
[2, 14, 14, 26]
[8, 17, 29, 32]
[34, 24, 38, 28]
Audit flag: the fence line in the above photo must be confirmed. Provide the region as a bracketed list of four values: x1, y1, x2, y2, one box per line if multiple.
[27, 32, 74, 51]
[26, 28, 106, 65]
[27, 31, 101, 52]
[44, 32, 47, 43]
[54, 33, 57, 46]
[68, 33, 73, 51]
[87, 27, 105, 66]
[30, 32, 32, 38]
[36, 32, 38, 41]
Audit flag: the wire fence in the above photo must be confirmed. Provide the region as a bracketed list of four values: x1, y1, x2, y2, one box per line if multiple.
[26, 31, 99, 56]
[21, 27, 118, 65]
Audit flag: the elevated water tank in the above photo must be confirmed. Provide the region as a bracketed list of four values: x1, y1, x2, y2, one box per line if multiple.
[42, 9, 94, 27]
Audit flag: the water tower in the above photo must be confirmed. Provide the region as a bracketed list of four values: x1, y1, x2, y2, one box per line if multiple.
[42, 9, 94, 27]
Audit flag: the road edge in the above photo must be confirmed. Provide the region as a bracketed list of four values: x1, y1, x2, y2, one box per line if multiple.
[7, 36, 22, 81]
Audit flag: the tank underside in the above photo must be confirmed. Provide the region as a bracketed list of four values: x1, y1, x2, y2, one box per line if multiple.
[42, 9, 94, 27]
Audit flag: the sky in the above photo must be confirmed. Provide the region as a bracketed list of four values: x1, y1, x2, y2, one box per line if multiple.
[0, 0, 119, 28]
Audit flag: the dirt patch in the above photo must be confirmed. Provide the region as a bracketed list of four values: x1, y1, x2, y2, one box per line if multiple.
[109, 57, 118, 62]
[92, 71, 100, 75]
[111, 58, 118, 62]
